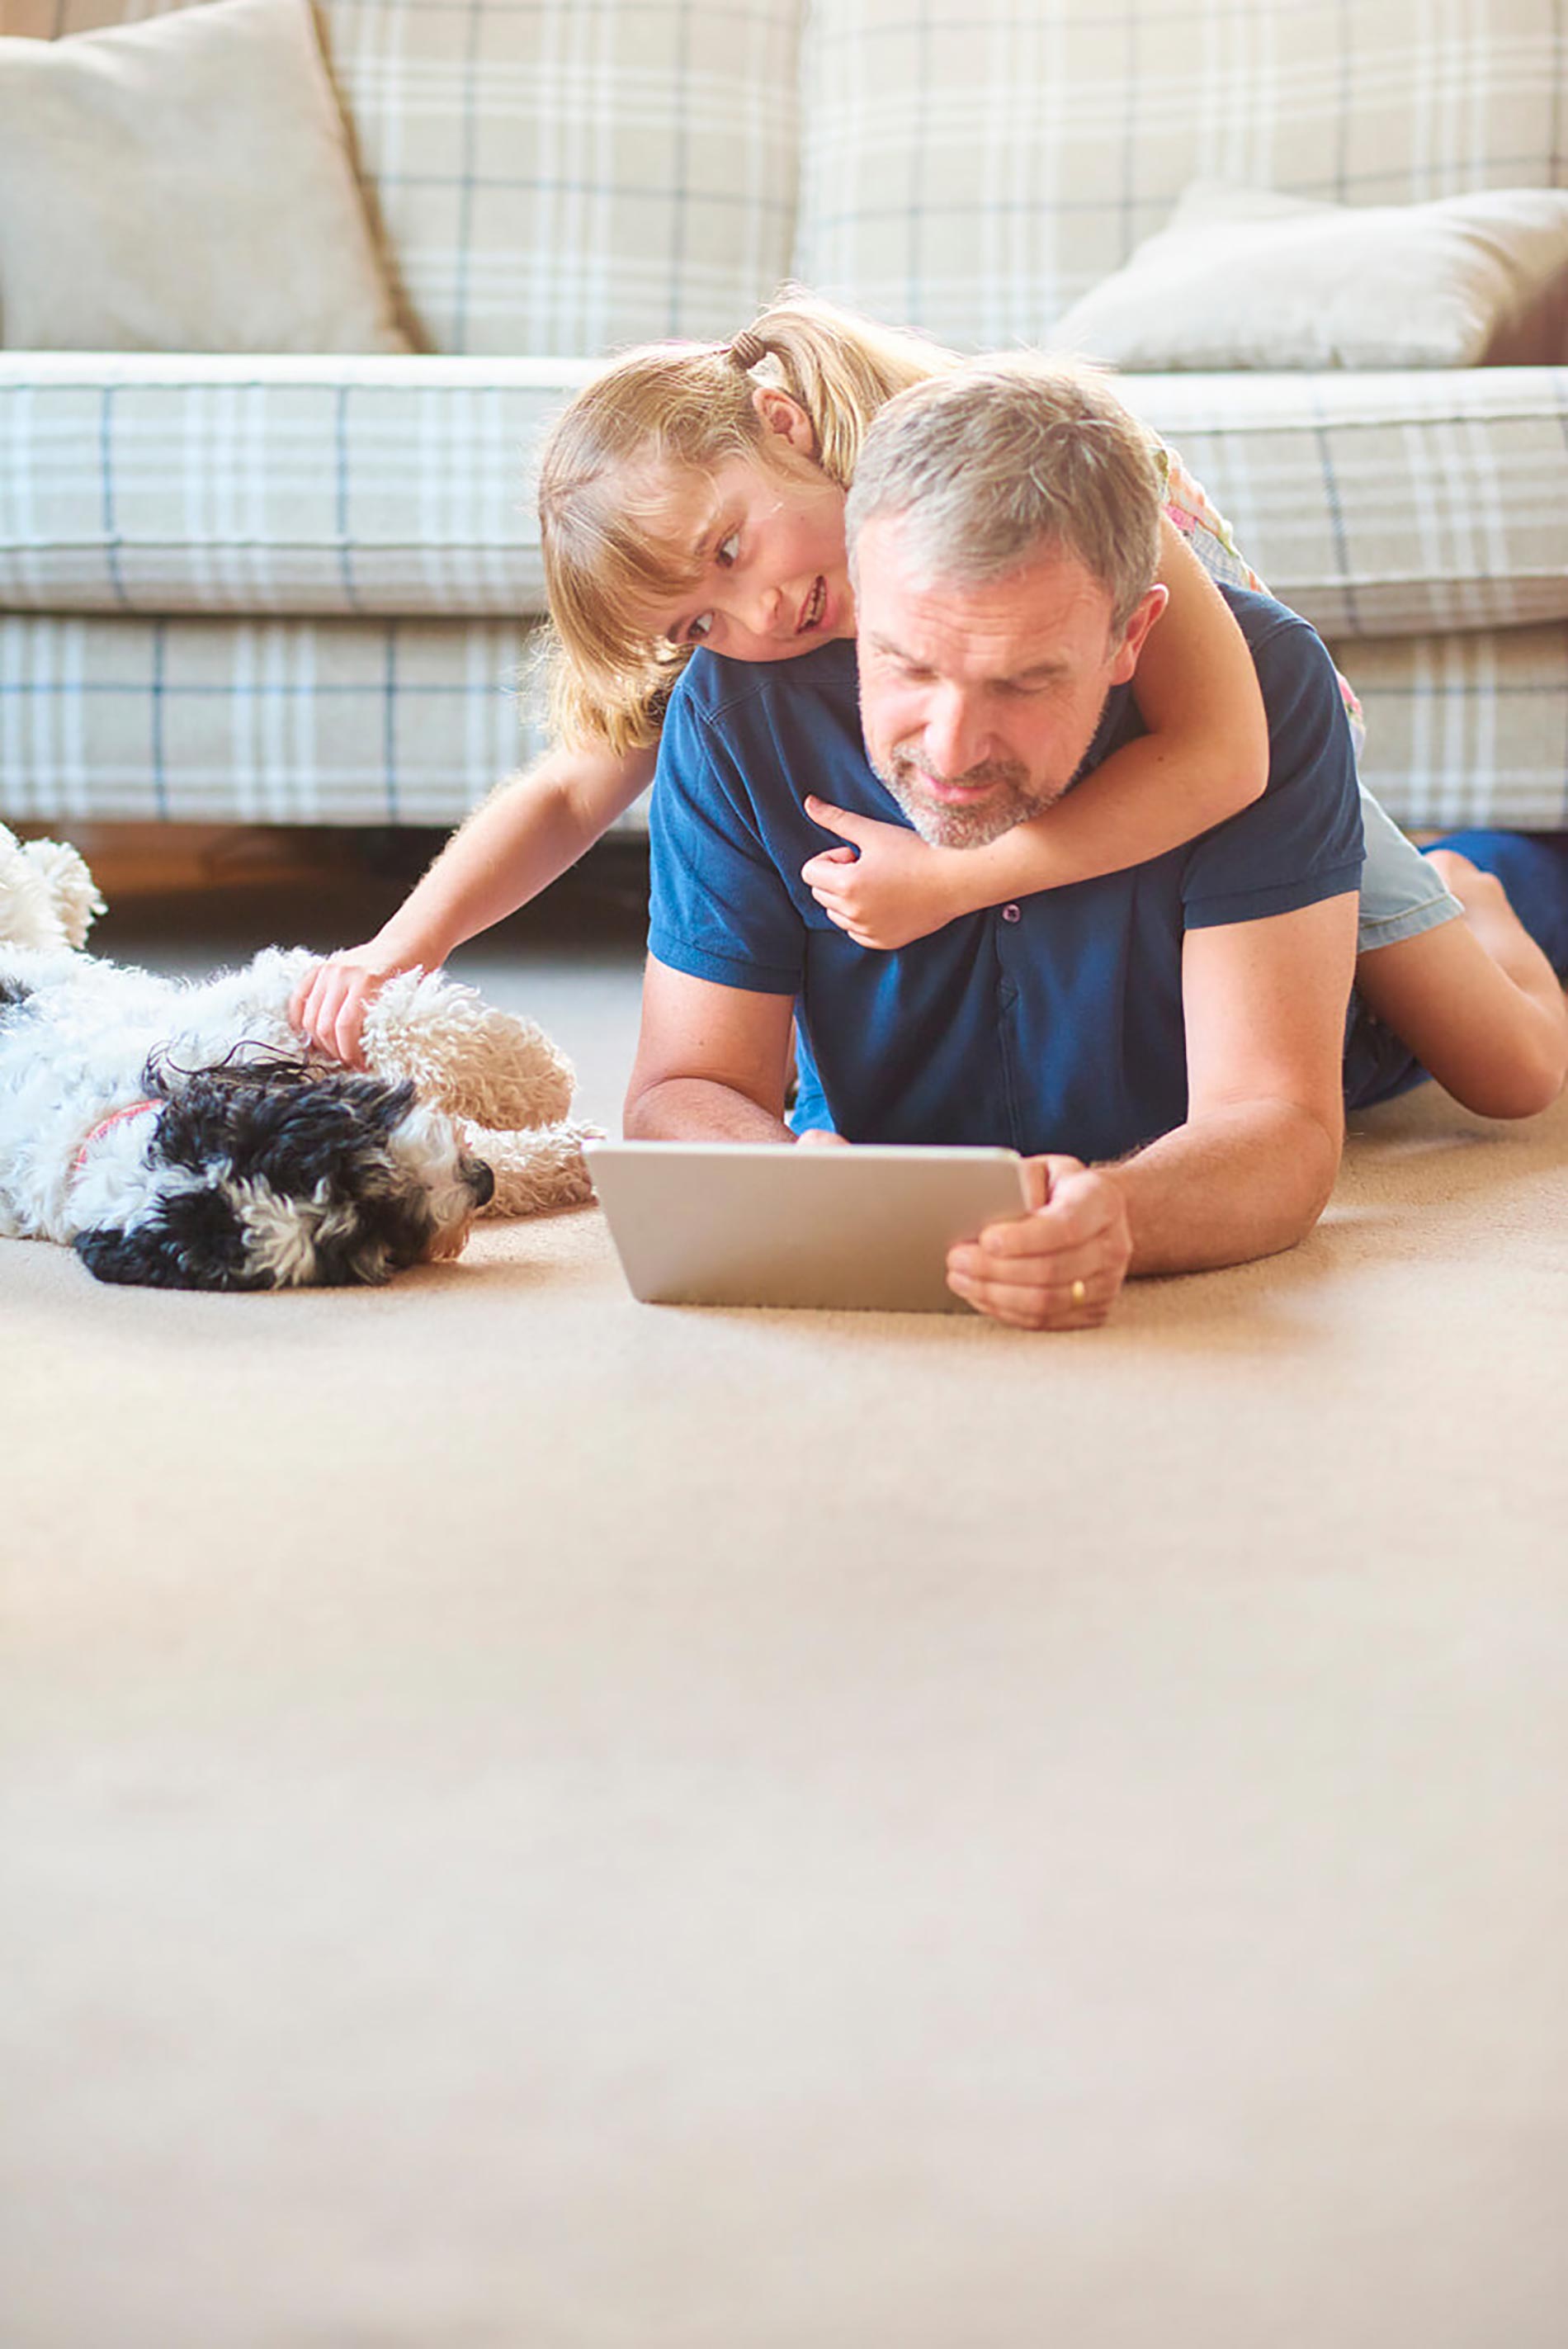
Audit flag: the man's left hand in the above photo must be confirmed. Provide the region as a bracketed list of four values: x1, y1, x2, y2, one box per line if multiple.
[946, 1156, 1131, 1330]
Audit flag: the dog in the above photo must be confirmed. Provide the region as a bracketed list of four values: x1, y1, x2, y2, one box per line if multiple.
[0, 825, 596, 1290]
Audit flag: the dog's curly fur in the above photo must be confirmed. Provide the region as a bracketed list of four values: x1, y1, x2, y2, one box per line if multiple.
[0, 825, 597, 1290]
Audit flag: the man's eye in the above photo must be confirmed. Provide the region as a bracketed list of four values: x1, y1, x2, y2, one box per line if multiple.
[688, 612, 714, 642]
[715, 531, 740, 568]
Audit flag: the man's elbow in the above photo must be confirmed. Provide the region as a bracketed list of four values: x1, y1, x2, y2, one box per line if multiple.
[622, 1080, 655, 1139]
[623, 1070, 679, 1140]
[1280, 1104, 1344, 1245]
[1210, 1094, 1343, 1260]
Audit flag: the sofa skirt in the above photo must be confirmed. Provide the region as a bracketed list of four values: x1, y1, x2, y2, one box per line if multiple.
[1331, 624, 1568, 833]
[4, 610, 1565, 839]
[0, 612, 559, 830]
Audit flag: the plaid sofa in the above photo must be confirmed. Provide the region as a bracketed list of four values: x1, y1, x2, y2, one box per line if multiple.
[2, 0, 1566, 834]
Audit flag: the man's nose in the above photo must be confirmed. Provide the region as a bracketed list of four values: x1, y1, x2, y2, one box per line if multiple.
[920, 687, 989, 778]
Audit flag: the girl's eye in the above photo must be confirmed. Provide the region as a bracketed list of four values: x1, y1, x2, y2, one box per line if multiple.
[715, 530, 739, 568]
[688, 612, 714, 642]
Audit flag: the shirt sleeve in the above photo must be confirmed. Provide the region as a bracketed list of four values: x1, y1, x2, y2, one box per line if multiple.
[646, 678, 806, 995]
[1181, 610, 1365, 929]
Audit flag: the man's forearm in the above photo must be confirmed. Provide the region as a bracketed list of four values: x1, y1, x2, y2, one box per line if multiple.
[1100, 1097, 1344, 1276]
[624, 1076, 794, 1144]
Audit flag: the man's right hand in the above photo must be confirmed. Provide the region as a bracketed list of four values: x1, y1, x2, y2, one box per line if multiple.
[290, 943, 420, 1069]
[945, 1154, 1132, 1330]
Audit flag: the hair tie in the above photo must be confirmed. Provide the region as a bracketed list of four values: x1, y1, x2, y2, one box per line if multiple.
[728, 329, 767, 373]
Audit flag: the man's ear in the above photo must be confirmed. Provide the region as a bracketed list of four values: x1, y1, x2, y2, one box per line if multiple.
[750, 385, 818, 456]
[1108, 582, 1170, 687]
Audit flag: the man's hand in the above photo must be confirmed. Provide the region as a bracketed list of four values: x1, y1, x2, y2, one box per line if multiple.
[946, 1155, 1131, 1330]
[801, 796, 977, 950]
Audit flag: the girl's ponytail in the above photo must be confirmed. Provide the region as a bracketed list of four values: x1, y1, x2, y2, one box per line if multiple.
[724, 289, 958, 486]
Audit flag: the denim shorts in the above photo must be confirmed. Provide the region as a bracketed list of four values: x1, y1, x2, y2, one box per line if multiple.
[1344, 800, 1473, 1107]
[1357, 787, 1462, 955]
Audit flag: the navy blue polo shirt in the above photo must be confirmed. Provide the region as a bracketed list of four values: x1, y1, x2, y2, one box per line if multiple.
[648, 587, 1377, 1165]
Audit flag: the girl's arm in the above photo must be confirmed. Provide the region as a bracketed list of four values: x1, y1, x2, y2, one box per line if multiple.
[290, 735, 657, 1066]
[802, 518, 1271, 949]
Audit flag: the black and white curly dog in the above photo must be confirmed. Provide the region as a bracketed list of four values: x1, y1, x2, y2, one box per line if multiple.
[0, 825, 595, 1290]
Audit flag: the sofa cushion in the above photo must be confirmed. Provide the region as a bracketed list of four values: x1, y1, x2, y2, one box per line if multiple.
[795, 0, 1568, 351]
[0, 352, 597, 617]
[0, 0, 802, 359]
[1050, 182, 1568, 371]
[0, 0, 409, 355]
[5, 355, 1564, 645]
[1117, 368, 1568, 641]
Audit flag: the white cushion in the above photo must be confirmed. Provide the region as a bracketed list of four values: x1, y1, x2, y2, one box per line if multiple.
[1048, 182, 1568, 371]
[0, 0, 410, 354]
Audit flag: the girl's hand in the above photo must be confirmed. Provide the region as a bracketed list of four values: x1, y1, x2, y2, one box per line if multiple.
[800, 796, 979, 949]
[290, 942, 424, 1070]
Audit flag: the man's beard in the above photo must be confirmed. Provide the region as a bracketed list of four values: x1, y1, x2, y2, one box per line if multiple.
[871, 745, 1064, 851]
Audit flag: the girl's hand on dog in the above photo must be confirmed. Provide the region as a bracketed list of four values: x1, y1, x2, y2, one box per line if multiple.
[290, 943, 411, 1069]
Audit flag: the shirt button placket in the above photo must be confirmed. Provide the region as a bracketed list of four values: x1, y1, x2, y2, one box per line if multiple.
[995, 904, 1023, 1014]
[993, 905, 1023, 1131]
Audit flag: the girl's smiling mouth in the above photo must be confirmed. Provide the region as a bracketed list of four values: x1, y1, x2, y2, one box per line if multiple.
[796, 577, 827, 634]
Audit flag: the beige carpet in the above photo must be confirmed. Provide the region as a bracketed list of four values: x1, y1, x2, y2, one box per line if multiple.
[4, 853, 1567, 2348]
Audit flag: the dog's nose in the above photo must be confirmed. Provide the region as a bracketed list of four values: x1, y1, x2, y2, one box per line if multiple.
[469, 1158, 495, 1208]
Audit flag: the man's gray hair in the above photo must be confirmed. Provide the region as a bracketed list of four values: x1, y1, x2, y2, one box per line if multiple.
[845, 361, 1164, 637]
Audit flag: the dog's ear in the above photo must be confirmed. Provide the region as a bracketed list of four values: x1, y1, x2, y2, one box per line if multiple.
[74, 1226, 191, 1288]
[74, 1189, 255, 1290]
[357, 1075, 418, 1133]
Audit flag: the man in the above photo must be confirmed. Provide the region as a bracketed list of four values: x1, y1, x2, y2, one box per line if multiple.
[622, 364, 1538, 1329]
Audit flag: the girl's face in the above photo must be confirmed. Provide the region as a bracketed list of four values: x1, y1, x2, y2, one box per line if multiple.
[642, 395, 857, 664]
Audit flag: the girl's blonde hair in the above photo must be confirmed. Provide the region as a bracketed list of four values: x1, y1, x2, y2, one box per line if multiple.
[537, 290, 960, 754]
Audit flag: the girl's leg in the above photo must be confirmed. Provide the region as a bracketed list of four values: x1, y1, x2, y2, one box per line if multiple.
[1355, 834, 1568, 1119]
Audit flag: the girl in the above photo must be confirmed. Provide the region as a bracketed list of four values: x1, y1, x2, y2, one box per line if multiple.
[293, 295, 1566, 1121]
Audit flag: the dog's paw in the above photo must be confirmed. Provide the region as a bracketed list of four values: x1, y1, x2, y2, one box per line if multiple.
[462, 1118, 602, 1218]
[21, 839, 106, 949]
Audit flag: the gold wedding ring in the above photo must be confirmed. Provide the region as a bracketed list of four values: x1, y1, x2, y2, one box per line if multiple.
[1070, 1278, 1087, 1307]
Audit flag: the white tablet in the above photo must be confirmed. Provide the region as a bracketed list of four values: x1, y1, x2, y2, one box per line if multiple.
[586, 1141, 1031, 1312]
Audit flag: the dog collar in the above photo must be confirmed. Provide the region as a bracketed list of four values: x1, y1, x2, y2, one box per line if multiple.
[73, 1099, 162, 1174]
